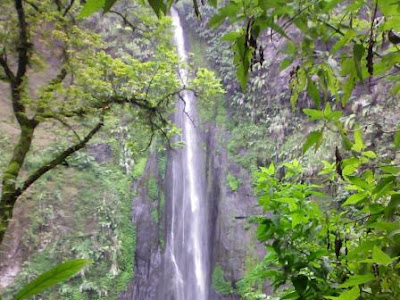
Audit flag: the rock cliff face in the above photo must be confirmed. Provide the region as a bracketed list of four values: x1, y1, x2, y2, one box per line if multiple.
[121, 121, 265, 299]
[204, 123, 266, 296]
[119, 153, 163, 300]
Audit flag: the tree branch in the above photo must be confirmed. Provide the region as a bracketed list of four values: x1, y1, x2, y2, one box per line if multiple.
[63, 0, 75, 17]
[12, 119, 104, 200]
[46, 115, 82, 141]
[15, 0, 30, 83]
[109, 10, 137, 32]
[0, 50, 15, 82]
[22, 0, 40, 12]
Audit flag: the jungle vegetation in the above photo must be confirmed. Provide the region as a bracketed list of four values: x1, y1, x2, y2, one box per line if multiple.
[1, 0, 400, 299]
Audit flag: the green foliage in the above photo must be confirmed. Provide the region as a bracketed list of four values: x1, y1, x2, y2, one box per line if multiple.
[1, 127, 137, 299]
[151, 209, 159, 223]
[236, 257, 267, 300]
[211, 266, 233, 296]
[252, 153, 400, 299]
[227, 122, 275, 173]
[157, 149, 167, 180]
[14, 260, 91, 300]
[190, 68, 225, 123]
[226, 173, 241, 192]
[132, 157, 148, 180]
[208, 0, 400, 105]
[302, 131, 323, 154]
[79, 0, 107, 18]
[147, 176, 159, 201]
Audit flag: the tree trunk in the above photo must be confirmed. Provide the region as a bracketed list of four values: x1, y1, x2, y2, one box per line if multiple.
[0, 123, 35, 243]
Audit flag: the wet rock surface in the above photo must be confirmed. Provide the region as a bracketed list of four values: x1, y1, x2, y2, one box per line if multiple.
[119, 153, 162, 300]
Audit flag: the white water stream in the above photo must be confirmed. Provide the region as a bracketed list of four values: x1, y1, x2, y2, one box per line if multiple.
[165, 8, 208, 300]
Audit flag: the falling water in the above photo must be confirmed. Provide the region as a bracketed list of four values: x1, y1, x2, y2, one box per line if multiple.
[161, 7, 209, 300]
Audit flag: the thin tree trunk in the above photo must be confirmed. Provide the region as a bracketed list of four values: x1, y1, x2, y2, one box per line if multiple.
[0, 123, 35, 243]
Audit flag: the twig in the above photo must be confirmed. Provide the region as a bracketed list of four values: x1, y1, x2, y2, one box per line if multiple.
[63, 0, 75, 17]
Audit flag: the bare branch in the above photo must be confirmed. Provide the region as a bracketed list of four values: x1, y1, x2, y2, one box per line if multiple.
[109, 10, 138, 32]
[63, 0, 75, 17]
[46, 115, 82, 142]
[140, 129, 155, 152]
[177, 92, 196, 127]
[22, 0, 40, 12]
[144, 67, 160, 101]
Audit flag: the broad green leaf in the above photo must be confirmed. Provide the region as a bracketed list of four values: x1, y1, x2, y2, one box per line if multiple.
[104, 0, 118, 12]
[221, 31, 241, 42]
[267, 162, 275, 175]
[385, 193, 400, 219]
[342, 75, 355, 106]
[259, 193, 271, 209]
[209, 2, 240, 28]
[331, 30, 357, 53]
[346, 0, 364, 12]
[78, 0, 105, 18]
[15, 259, 92, 300]
[325, 110, 343, 121]
[347, 241, 376, 260]
[319, 160, 335, 175]
[325, 286, 360, 300]
[307, 77, 321, 109]
[351, 126, 365, 152]
[237, 62, 249, 91]
[148, 0, 167, 18]
[373, 176, 396, 199]
[292, 275, 308, 295]
[274, 197, 298, 211]
[342, 192, 367, 206]
[303, 131, 323, 154]
[257, 219, 273, 242]
[379, 1, 400, 15]
[372, 246, 392, 266]
[370, 221, 400, 232]
[303, 109, 324, 120]
[346, 176, 370, 190]
[353, 44, 365, 81]
[362, 151, 376, 159]
[381, 166, 400, 175]
[342, 165, 357, 176]
[338, 273, 374, 288]
[342, 157, 360, 168]
[291, 212, 306, 228]
[234, 33, 251, 91]
[342, 135, 353, 150]
[280, 58, 293, 71]
[290, 89, 299, 110]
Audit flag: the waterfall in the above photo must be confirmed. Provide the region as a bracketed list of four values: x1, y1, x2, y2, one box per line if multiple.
[162, 8, 209, 300]
[118, 9, 210, 300]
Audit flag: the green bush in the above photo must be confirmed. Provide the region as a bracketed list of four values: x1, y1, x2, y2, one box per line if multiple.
[147, 176, 158, 201]
[211, 266, 233, 296]
[226, 173, 241, 192]
[132, 157, 147, 180]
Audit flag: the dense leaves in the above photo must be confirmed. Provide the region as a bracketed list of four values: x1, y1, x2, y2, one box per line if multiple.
[252, 133, 400, 299]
